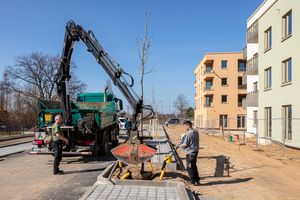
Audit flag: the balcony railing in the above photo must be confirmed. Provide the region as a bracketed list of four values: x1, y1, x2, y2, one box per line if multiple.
[204, 86, 214, 91]
[247, 54, 258, 75]
[247, 20, 258, 43]
[204, 103, 214, 108]
[238, 84, 247, 89]
[205, 68, 213, 74]
[247, 90, 258, 107]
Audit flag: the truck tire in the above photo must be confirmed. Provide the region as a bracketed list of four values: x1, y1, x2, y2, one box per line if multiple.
[99, 131, 109, 156]
[111, 126, 119, 147]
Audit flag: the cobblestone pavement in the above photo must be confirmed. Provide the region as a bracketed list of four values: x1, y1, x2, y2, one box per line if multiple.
[87, 184, 181, 200]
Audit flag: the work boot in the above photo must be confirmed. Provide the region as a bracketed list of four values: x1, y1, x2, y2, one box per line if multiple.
[193, 181, 200, 186]
[54, 170, 64, 175]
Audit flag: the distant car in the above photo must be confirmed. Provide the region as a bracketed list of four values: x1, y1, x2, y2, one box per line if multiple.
[118, 117, 127, 130]
[165, 118, 180, 126]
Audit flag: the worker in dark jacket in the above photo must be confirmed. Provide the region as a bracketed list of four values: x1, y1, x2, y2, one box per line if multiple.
[52, 114, 68, 175]
[179, 120, 200, 185]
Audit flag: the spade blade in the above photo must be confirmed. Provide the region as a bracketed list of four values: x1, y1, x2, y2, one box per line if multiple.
[111, 143, 156, 165]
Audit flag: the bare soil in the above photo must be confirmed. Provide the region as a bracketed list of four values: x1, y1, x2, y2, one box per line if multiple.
[165, 125, 300, 200]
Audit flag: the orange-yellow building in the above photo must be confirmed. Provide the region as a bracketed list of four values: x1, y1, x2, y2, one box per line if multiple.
[194, 52, 247, 130]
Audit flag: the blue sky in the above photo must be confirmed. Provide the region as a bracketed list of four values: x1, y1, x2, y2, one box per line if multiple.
[0, 0, 262, 114]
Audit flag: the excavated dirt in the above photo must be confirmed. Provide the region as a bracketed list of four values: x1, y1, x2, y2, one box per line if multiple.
[165, 125, 300, 200]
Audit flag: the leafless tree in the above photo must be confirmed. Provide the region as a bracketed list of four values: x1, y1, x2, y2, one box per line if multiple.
[137, 12, 154, 137]
[174, 94, 188, 120]
[5, 52, 86, 101]
[1, 52, 86, 132]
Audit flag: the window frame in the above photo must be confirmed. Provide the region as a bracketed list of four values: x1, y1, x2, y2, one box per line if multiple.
[264, 67, 272, 90]
[282, 57, 292, 85]
[221, 78, 228, 86]
[219, 114, 228, 128]
[282, 10, 292, 40]
[264, 27, 272, 52]
[237, 115, 245, 129]
[282, 105, 292, 140]
[221, 95, 228, 104]
[264, 107, 272, 137]
[221, 60, 228, 69]
[238, 60, 246, 72]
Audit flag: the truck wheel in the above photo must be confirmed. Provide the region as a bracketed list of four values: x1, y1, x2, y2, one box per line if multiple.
[112, 126, 119, 147]
[99, 132, 109, 155]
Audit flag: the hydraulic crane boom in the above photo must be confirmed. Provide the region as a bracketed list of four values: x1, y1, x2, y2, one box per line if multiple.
[56, 20, 153, 131]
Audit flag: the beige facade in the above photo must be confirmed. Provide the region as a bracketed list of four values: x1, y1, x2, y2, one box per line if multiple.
[194, 52, 247, 130]
[257, 0, 300, 148]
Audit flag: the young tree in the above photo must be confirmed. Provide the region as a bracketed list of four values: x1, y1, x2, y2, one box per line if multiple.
[173, 94, 188, 120]
[137, 12, 154, 138]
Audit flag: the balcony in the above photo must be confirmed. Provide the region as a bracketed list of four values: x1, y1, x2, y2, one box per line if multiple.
[247, 20, 258, 43]
[238, 94, 246, 107]
[204, 86, 214, 95]
[247, 54, 258, 75]
[247, 90, 258, 107]
[204, 103, 214, 108]
[243, 46, 247, 60]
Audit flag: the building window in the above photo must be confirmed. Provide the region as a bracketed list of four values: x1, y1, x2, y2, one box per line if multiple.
[221, 60, 227, 69]
[264, 67, 272, 89]
[264, 27, 272, 51]
[282, 105, 292, 140]
[264, 107, 272, 137]
[253, 110, 258, 127]
[221, 78, 228, 86]
[282, 58, 292, 84]
[219, 115, 228, 128]
[282, 10, 292, 39]
[221, 95, 227, 103]
[238, 94, 246, 107]
[238, 76, 245, 89]
[205, 95, 213, 107]
[238, 60, 246, 72]
[237, 115, 245, 128]
[205, 65, 213, 73]
[205, 79, 213, 90]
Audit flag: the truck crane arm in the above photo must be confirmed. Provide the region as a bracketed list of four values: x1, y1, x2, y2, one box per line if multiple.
[56, 20, 153, 131]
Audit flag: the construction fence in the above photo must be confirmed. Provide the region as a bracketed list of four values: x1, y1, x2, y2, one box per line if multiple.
[196, 117, 300, 159]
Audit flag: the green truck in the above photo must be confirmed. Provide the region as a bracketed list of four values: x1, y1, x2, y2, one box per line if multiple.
[31, 20, 155, 164]
[32, 92, 122, 156]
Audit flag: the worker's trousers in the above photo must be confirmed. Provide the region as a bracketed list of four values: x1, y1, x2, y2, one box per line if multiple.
[53, 140, 63, 173]
[186, 152, 200, 183]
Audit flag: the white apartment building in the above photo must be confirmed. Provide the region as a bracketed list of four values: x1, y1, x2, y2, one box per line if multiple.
[245, 0, 278, 136]
[248, 0, 300, 148]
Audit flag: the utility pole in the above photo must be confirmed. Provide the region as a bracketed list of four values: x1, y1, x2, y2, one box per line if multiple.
[168, 94, 171, 119]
